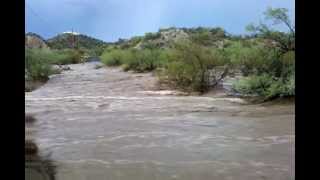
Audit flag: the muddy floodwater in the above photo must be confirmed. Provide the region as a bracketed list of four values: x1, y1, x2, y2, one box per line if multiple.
[25, 62, 294, 180]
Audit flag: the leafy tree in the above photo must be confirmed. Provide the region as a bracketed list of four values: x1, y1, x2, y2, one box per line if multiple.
[246, 7, 295, 53]
[264, 7, 295, 35]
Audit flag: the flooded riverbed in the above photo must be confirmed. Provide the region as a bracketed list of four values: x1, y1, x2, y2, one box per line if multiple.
[25, 62, 294, 180]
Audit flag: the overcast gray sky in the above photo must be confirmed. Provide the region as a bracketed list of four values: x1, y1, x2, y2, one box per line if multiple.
[25, 0, 295, 42]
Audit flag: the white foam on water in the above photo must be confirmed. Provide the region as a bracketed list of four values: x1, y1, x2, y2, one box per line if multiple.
[120, 142, 160, 149]
[63, 159, 111, 165]
[139, 90, 187, 95]
[101, 131, 183, 142]
[236, 136, 254, 141]
[25, 95, 247, 104]
[66, 118, 78, 121]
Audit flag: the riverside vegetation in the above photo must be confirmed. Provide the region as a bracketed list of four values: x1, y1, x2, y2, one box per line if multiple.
[25, 48, 86, 91]
[25, 32, 107, 91]
[100, 8, 295, 100]
[101, 8, 295, 100]
[26, 8, 294, 100]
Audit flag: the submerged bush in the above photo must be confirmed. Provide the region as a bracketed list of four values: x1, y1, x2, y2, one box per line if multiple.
[232, 74, 274, 96]
[233, 73, 295, 99]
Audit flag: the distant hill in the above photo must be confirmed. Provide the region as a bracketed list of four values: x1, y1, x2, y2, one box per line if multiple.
[27, 27, 228, 51]
[47, 32, 107, 49]
[25, 32, 49, 49]
[114, 27, 228, 49]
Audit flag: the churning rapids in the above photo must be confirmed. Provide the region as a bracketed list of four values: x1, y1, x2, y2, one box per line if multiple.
[25, 62, 294, 180]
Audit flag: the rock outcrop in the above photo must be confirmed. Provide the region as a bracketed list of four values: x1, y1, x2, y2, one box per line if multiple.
[25, 32, 48, 49]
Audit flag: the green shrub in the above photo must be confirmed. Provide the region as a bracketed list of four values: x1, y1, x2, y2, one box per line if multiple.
[279, 51, 295, 77]
[190, 27, 226, 46]
[233, 74, 274, 96]
[280, 51, 295, 65]
[25, 48, 84, 81]
[100, 49, 128, 66]
[233, 73, 295, 99]
[54, 49, 83, 64]
[90, 45, 106, 57]
[144, 32, 161, 40]
[161, 40, 229, 92]
[191, 30, 212, 46]
[225, 40, 284, 76]
[123, 49, 168, 72]
[100, 48, 168, 72]
[26, 48, 84, 65]
[25, 48, 54, 81]
[129, 36, 143, 47]
[140, 41, 160, 49]
[225, 38, 295, 99]
[283, 72, 295, 96]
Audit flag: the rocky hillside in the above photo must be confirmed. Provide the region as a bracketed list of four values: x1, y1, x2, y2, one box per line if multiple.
[115, 27, 227, 49]
[47, 32, 107, 49]
[25, 32, 49, 49]
[26, 27, 227, 51]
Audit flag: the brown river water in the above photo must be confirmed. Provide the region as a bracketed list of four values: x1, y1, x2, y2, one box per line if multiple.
[25, 62, 295, 180]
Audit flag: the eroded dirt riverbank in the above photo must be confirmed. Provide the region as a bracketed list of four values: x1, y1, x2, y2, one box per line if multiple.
[25, 62, 294, 180]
